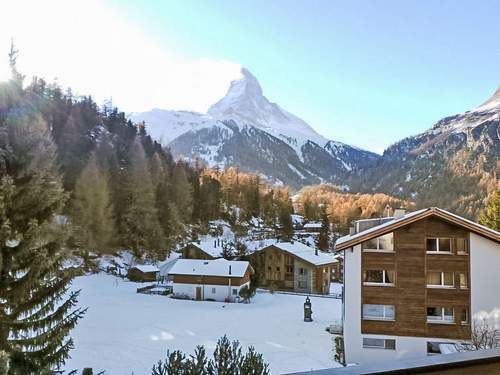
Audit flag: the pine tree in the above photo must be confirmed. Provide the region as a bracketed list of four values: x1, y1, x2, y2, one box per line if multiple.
[171, 162, 193, 224]
[278, 203, 294, 241]
[0, 107, 85, 371]
[120, 140, 165, 259]
[479, 190, 500, 231]
[317, 206, 330, 251]
[72, 152, 115, 255]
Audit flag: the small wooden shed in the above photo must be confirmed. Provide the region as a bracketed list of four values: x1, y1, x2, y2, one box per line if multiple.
[127, 265, 159, 282]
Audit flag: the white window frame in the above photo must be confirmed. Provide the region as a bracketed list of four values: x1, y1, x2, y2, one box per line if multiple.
[232, 288, 238, 296]
[426, 238, 453, 254]
[459, 272, 468, 289]
[455, 238, 469, 255]
[427, 307, 454, 324]
[362, 233, 394, 252]
[211, 287, 216, 294]
[363, 304, 395, 321]
[362, 337, 396, 350]
[426, 272, 455, 289]
[363, 270, 395, 286]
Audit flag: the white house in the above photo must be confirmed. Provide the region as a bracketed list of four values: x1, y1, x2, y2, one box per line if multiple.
[168, 258, 253, 302]
[335, 207, 500, 366]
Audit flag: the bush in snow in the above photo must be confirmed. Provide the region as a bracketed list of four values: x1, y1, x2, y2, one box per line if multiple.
[239, 285, 256, 303]
[152, 335, 269, 375]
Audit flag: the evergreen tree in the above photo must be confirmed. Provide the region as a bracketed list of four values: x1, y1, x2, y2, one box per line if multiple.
[317, 206, 330, 251]
[278, 203, 294, 241]
[479, 190, 500, 231]
[171, 162, 194, 224]
[0, 106, 85, 370]
[120, 140, 165, 258]
[72, 152, 115, 254]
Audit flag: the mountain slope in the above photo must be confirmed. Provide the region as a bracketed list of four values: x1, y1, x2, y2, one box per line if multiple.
[350, 87, 500, 219]
[130, 68, 379, 189]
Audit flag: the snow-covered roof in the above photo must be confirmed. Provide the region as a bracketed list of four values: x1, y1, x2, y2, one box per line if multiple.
[188, 237, 229, 258]
[335, 207, 500, 251]
[304, 222, 322, 229]
[168, 258, 250, 278]
[260, 242, 336, 266]
[131, 265, 159, 273]
[291, 214, 304, 225]
[158, 253, 181, 276]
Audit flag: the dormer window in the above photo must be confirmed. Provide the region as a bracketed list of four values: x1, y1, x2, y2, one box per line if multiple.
[362, 233, 394, 252]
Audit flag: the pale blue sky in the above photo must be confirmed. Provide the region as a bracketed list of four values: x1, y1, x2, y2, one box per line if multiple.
[106, 0, 500, 153]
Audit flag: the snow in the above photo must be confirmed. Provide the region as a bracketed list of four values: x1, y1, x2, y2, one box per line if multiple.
[304, 222, 322, 229]
[65, 273, 342, 374]
[264, 242, 336, 266]
[288, 163, 306, 179]
[158, 252, 181, 277]
[169, 258, 250, 278]
[132, 265, 159, 273]
[473, 87, 500, 113]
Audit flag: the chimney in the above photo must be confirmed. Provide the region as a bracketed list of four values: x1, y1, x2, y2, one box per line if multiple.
[349, 226, 355, 235]
[394, 209, 406, 219]
[229, 265, 232, 275]
[385, 204, 392, 217]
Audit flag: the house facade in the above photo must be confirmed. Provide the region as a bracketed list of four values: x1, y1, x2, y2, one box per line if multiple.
[168, 258, 252, 302]
[251, 242, 336, 294]
[336, 207, 500, 366]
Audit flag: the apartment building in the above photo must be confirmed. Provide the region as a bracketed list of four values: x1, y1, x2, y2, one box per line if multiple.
[335, 207, 500, 365]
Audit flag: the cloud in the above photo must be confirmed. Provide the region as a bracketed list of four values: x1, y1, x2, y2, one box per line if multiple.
[0, 0, 242, 112]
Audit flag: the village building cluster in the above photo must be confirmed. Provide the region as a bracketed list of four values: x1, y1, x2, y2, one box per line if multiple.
[124, 207, 500, 367]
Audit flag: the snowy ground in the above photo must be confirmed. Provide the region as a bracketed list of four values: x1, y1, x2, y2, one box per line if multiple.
[65, 273, 342, 374]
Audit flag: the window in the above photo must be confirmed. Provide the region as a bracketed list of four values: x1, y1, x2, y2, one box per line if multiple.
[459, 273, 468, 289]
[232, 289, 238, 295]
[455, 238, 468, 255]
[211, 288, 216, 294]
[362, 338, 396, 350]
[427, 307, 454, 323]
[363, 270, 395, 286]
[299, 268, 307, 275]
[298, 281, 307, 289]
[427, 272, 454, 288]
[426, 238, 452, 253]
[286, 266, 293, 273]
[460, 308, 468, 324]
[276, 267, 280, 272]
[363, 304, 395, 321]
[362, 233, 394, 252]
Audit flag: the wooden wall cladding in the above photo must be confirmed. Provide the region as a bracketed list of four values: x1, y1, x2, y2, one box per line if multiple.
[361, 217, 471, 340]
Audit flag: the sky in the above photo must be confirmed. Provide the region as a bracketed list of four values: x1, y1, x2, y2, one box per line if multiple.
[0, 0, 499, 153]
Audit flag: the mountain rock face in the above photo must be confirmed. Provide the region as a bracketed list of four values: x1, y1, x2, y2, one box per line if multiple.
[350, 87, 500, 218]
[129, 68, 379, 189]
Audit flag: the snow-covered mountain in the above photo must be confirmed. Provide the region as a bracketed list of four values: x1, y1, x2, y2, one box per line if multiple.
[129, 68, 379, 188]
[350, 87, 500, 219]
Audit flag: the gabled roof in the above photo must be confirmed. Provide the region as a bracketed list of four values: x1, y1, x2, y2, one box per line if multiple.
[258, 242, 337, 266]
[335, 207, 500, 251]
[187, 237, 226, 258]
[131, 265, 159, 273]
[168, 258, 250, 278]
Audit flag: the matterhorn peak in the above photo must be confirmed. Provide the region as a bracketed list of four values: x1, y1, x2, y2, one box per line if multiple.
[208, 67, 265, 117]
[474, 86, 500, 113]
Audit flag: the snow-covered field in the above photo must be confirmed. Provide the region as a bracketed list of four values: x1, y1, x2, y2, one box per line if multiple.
[65, 274, 342, 374]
